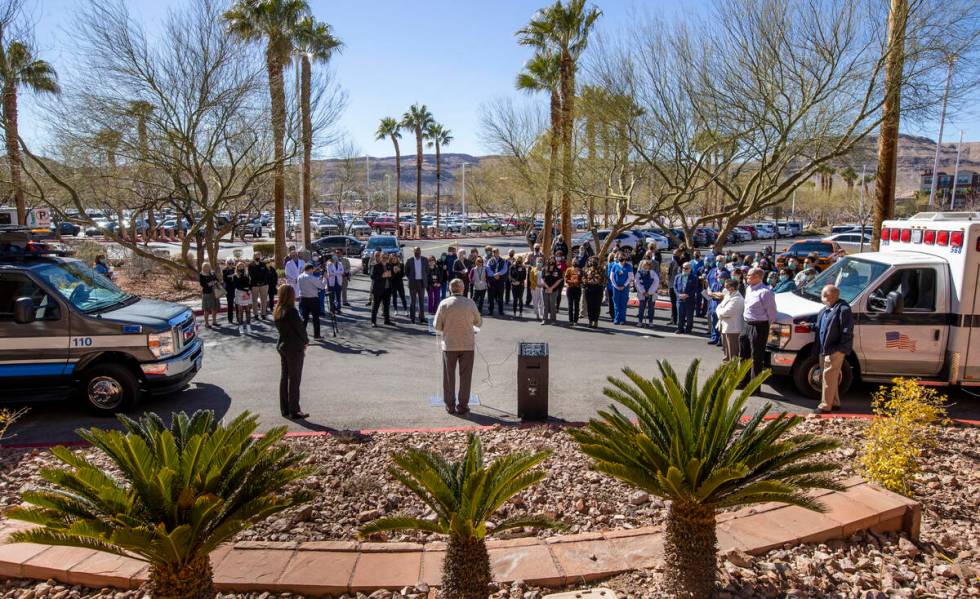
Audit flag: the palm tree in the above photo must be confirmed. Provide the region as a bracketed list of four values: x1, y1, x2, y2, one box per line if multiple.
[0, 40, 59, 224]
[224, 0, 309, 266]
[570, 360, 842, 599]
[518, 0, 601, 248]
[9, 410, 311, 599]
[401, 103, 434, 237]
[294, 16, 342, 249]
[873, 0, 908, 250]
[128, 100, 156, 241]
[515, 51, 561, 255]
[360, 434, 561, 599]
[425, 123, 452, 229]
[376, 117, 403, 224]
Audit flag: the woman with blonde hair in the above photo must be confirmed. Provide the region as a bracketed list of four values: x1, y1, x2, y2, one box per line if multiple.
[274, 284, 309, 419]
[231, 261, 253, 334]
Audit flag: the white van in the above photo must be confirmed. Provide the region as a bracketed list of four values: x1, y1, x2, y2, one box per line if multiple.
[768, 212, 980, 397]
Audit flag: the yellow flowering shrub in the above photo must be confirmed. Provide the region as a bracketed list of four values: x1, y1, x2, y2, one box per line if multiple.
[858, 378, 948, 495]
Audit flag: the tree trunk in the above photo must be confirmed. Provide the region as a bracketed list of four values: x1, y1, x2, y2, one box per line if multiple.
[441, 537, 492, 599]
[3, 84, 25, 224]
[559, 52, 574, 250]
[147, 556, 215, 599]
[873, 0, 908, 251]
[543, 90, 561, 257]
[663, 502, 717, 599]
[415, 129, 423, 237]
[266, 47, 288, 267]
[393, 136, 401, 225]
[301, 55, 313, 250]
[435, 142, 441, 230]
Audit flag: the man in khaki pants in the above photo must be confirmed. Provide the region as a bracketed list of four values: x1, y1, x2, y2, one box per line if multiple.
[434, 278, 482, 416]
[816, 285, 853, 412]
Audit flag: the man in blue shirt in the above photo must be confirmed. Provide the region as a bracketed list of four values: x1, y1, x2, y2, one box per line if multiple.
[816, 284, 853, 412]
[673, 261, 699, 334]
[486, 248, 509, 316]
[608, 253, 633, 325]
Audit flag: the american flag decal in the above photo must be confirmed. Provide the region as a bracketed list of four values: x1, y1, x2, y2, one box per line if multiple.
[885, 331, 916, 351]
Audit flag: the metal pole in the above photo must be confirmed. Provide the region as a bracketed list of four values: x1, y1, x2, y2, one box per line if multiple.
[859, 164, 867, 253]
[791, 190, 796, 219]
[949, 130, 964, 211]
[366, 155, 370, 188]
[928, 57, 955, 208]
[461, 163, 467, 229]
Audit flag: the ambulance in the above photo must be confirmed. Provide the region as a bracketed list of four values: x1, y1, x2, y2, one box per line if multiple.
[767, 212, 980, 397]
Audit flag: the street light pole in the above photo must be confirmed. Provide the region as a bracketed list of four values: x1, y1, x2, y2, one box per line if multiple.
[860, 164, 867, 253]
[461, 163, 467, 230]
[928, 56, 955, 209]
[949, 130, 964, 211]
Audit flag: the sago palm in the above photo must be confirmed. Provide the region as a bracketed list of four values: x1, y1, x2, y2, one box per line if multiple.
[360, 433, 561, 599]
[0, 39, 59, 224]
[425, 123, 452, 229]
[224, 0, 310, 266]
[375, 116, 403, 224]
[294, 15, 342, 248]
[515, 51, 561, 255]
[8, 411, 312, 599]
[570, 360, 842, 599]
[518, 0, 601, 247]
[400, 103, 434, 236]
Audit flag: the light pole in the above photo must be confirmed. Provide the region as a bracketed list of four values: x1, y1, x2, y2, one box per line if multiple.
[928, 56, 955, 209]
[949, 130, 964, 211]
[859, 164, 867, 253]
[460, 162, 467, 230]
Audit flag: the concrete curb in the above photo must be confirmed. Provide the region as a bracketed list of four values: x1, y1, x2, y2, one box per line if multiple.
[0, 477, 920, 593]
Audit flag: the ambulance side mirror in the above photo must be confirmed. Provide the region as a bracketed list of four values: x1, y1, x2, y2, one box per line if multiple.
[13, 297, 35, 324]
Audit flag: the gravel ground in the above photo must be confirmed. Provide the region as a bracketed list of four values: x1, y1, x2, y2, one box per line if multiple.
[0, 417, 977, 597]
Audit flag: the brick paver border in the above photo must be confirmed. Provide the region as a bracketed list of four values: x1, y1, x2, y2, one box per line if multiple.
[0, 477, 918, 594]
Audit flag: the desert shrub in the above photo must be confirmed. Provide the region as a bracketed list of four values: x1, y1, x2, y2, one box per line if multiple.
[858, 377, 948, 495]
[123, 249, 158, 278]
[0, 407, 28, 442]
[71, 240, 105, 266]
[253, 242, 275, 258]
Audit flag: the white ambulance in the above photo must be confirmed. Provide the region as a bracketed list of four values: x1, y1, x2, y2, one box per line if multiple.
[768, 212, 980, 397]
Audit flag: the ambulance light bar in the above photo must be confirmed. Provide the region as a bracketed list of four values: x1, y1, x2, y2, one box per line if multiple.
[878, 226, 963, 248]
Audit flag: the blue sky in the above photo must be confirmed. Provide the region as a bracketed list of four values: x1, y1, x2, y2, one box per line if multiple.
[23, 0, 979, 158]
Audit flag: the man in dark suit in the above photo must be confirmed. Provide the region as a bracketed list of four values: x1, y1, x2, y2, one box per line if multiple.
[673, 261, 698, 334]
[403, 246, 430, 324]
[486, 248, 509, 316]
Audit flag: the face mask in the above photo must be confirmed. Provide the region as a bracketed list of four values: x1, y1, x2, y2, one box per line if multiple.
[779, 275, 789, 282]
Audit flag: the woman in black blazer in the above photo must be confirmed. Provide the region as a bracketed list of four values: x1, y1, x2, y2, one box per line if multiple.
[273, 284, 309, 419]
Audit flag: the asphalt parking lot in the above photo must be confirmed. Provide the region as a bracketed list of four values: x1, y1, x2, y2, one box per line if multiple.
[7, 234, 980, 445]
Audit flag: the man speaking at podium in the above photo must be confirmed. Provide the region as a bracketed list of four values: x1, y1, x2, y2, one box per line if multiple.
[434, 278, 482, 415]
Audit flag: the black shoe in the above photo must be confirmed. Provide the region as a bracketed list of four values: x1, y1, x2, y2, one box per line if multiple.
[290, 412, 309, 419]
[456, 406, 471, 416]
[372, 322, 378, 328]
[445, 405, 456, 415]
[385, 320, 394, 326]
[343, 302, 351, 307]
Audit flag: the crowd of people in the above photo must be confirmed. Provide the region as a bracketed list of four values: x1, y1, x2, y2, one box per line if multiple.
[193, 236, 849, 420]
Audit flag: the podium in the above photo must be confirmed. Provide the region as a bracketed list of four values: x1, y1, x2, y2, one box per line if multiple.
[517, 342, 549, 421]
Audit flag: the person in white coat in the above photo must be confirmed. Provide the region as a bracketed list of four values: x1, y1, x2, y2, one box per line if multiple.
[283, 247, 306, 297]
[715, 278, 745, 362]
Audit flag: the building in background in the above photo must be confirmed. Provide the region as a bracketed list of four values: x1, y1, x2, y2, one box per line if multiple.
[919, 170, 980, 210]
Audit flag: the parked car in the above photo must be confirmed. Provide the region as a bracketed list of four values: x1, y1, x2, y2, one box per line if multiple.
[345, 218, 372, 236]
[776, 240, 843, 270]
[824, 232, 872, 254]
[730, 227, 753, 243]
[367, 216, 398, 233]
[751, 224, 776, 239]
[50, 221, 81, 237]
[572, 229, 647, 253]
[361, 235, 404, 273]
[84, 220, 118, 237]
[311, 235, 365, 259]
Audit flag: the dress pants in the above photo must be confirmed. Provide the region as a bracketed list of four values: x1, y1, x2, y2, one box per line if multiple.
[253, 284, 268, 315]
[740, 321, 770, 380]
[409, 279, 426, 321]
[531, 287, 545, 320]
[226, 290, 236, 323]
[299, 297, 321, 338]
[511, 284, 525, 312]
[328, 283, 342, 312]
[488, 280, 505, 315]
[278, 347, 304, 416]
[371, 290, 391, 324]
[473, 289, 487, 313]
[391, 280, 406, 312]
[637, 295, 655, 324]
[676, 299, 694, 333]
[612, 288, 629, 324]
[566, 286, 581, 323]
[505, 279, 512, 304]
[443, 350, 475, 410]
[584, 285, 603, 324]
[821, 352, 845, 409]
[427, 286, 441, 313]
[722, 333, 740, 361]
[543, 289, 559, 322]
[341, 276, 350, 304]
[669, 289, 678, 324]
[708, 309, 720, 343]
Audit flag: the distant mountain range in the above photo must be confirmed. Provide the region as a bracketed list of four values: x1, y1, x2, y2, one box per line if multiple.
[301, 133, 980, 201]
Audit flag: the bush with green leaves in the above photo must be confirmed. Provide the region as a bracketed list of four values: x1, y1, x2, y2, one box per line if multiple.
[359, 433, 561, 599]
[9, 411, 311, 599]
[571, 360, 842, 599]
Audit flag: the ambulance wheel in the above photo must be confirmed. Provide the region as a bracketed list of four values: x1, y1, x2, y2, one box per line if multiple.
[792, 354, 853, 400]
[80, 364, 138, 415]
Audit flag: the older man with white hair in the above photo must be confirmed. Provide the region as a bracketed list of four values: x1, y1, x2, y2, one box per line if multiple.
[816, 284, 853, 412]
[434, 278, 483, 416]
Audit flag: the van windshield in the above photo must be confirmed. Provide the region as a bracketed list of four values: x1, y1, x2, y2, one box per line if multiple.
[34, 261, 131, 313]
[796, 257, 889, 304]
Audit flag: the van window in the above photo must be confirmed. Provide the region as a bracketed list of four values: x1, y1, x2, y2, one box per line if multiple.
[0, 274, 60, 320]
[867, 268, 937, 313]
